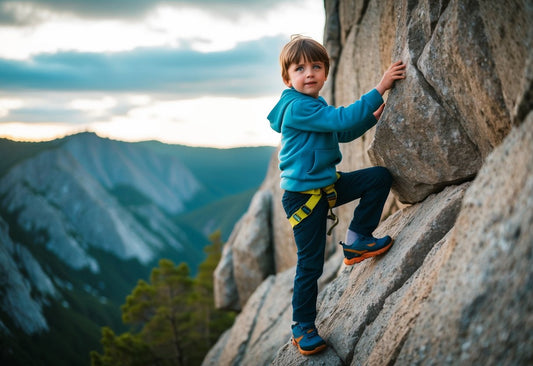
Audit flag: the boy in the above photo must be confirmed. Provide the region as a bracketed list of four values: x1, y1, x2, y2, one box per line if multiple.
[267, 35, 406, 355]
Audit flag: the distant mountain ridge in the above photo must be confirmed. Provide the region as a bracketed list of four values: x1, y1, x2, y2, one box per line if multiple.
[62, 132, 201, 214]
[0, 132, 275, 365]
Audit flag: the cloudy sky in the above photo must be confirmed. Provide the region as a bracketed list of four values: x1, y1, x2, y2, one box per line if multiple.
[0, 0, 324, 147]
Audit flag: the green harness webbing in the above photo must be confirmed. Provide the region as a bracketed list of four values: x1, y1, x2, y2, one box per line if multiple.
[288, 173, 340, 236]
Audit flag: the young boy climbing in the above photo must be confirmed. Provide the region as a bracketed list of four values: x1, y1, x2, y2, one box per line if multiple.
[267, 35, 406, 356]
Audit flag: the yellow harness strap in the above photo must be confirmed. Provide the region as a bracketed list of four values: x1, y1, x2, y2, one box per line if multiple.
[288, 173, 340, 235]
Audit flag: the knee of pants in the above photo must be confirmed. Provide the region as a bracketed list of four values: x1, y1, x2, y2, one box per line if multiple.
[375, 166, 393, 188]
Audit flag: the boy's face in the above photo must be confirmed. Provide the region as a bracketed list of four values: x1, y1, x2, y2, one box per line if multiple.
[284, 58, 327, 98]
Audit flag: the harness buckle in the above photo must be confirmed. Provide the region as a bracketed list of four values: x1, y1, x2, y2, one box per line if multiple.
[301, 205, 312, 215]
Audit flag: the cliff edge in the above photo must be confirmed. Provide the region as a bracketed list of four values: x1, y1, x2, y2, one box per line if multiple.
[205, 1, 532, 365]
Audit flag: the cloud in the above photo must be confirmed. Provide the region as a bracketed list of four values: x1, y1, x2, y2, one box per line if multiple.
[0, 94, 282, 147]
[0, 0, 324, 59]
[90, 95, 281, 147]
[0, 105, 92, 123]
[0, 0, 304, 25]
[0, 0, 324, 147]
[0, 36, 286, 97]
[0, 92, 110, 123]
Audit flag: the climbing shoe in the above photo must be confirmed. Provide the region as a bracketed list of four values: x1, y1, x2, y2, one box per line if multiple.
[340, 235, 393, 265]
[291, 323, 327, 355]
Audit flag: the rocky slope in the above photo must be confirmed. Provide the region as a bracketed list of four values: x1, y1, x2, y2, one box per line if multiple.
[205, 0, 532, 365]
[0, 137, 192, 335]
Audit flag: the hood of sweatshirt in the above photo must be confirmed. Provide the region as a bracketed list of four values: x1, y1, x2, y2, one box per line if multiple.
[268, 88, 303, 133]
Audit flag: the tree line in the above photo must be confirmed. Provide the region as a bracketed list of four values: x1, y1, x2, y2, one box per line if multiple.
[90, 231, 235, 366]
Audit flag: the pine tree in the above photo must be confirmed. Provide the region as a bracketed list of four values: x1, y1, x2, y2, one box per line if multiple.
[90, 327, 154, 366]
[193, 231, 235, 352]
[122, 260, 193, 366]
[91, 233, 235, 366]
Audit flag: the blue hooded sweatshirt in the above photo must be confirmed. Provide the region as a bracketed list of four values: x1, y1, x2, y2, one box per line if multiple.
[268, 87, 383, 192]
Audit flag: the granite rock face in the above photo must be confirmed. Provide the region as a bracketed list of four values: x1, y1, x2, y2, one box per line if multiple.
[206, 116, 533, 366]
[0, 217, 53, 334]
[214, 189, 274, 310]
[391, 112, 533, 365]
[207, 0, 532, 364]
[368, 0, 531, 203]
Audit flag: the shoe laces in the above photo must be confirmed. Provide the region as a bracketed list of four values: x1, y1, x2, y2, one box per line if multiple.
[359, 234, 374, 241]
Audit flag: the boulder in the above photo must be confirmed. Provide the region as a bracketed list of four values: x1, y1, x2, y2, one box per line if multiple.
[214, 189, 274, 310]
[394, 112, 533, 365]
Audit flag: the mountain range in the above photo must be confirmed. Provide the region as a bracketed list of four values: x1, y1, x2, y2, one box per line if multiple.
[0, 132, 275, 365]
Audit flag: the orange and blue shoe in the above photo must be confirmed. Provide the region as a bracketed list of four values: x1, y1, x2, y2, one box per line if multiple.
[340, 235, 393, 265]
[291, 323, 327, 355]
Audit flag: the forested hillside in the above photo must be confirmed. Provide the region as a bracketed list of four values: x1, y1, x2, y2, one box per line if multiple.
[0, 132, 274, 365]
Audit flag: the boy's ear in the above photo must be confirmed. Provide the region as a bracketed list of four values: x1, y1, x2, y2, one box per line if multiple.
[283, 78, 292, 88]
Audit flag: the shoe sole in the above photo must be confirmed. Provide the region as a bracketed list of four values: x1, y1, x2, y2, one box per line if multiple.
[291, 338, 327, 355]
[343, 240, 394, 265]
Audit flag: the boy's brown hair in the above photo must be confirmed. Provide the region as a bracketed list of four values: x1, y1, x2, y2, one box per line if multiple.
[280, 35, 330, 83]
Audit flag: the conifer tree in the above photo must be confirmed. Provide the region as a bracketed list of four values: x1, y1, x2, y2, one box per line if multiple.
[90, 327, 154, 366]
[90, 233, 235, 366]
[193, 231, 235, 351]
[122, 260, 193, 366]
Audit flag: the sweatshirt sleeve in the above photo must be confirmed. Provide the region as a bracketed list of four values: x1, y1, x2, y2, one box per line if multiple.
[284, 88, 383, 135]
[337, 113, 378, 142]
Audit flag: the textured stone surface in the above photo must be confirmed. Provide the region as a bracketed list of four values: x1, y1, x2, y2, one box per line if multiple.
[213, 232, 239, 310]
[357, 231, 454, 366]
[478, 0, 532, 123]
[214, 189, 274, 310]
[206, 249, 344, 366]
[314, 183, 467, 363]
[262, 149, 297, 273]
[368, 0, 532, 203]
[369, 0, 483, 203]
[205, 183, 468, 365]
[395, 112, 533, 365]
[204, 270, 292, 366]
[417, 0, 510, 157]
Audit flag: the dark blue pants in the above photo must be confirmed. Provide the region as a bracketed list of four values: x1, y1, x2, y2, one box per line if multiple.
[281, 167, 392, 323]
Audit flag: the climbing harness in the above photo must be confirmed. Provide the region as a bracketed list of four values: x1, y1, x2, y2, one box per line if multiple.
[288, 173, 340, 235]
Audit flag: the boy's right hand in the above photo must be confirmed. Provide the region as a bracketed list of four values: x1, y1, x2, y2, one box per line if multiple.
[376, 60, 406, 95]
[373, 103, 385, 120]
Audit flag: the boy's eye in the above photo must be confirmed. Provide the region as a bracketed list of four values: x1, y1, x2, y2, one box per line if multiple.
[296, 66, 304, 72]
[313, 64, 322, 70]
